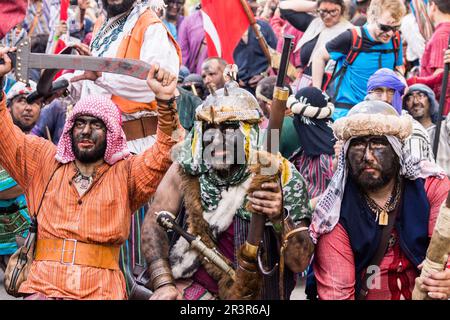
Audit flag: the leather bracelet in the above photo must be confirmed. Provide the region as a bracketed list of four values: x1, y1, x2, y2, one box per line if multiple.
[155, 96, 176, 107]
[149, 259, 171, 279]
[152, 273, 175, 291]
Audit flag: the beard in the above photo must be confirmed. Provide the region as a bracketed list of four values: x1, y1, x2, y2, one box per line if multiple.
[349, 156, 400, 192]
[102, 0, 135, 18]
[12, 117, 35, 133]
[71, 133, 107, 164]
[409, 102, 426, 120]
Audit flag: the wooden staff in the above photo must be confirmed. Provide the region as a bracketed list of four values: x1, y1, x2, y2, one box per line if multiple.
[412, 192, 450, 300]
[239, 0, 272, 65]
[432, 36, 450, 159]
[228, 35, 294, 300]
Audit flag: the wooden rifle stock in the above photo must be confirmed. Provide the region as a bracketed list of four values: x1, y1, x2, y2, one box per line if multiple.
[229, 36, 294, 300]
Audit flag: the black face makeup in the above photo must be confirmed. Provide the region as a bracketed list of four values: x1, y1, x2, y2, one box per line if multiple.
[202, 122, 246, 171]
[71, 115, 107, 164]
[102, 0, 135, 18]
[347, 135, 399, 192]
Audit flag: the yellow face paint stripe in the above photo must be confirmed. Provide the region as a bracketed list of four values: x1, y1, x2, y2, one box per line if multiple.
[281, 157, 291, 186]
[242, 122, 252, 160]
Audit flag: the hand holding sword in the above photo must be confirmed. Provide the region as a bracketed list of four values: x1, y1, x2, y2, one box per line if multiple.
[155, 211, 236, 282]
[0, 38, 154, 89]
[0, 47, 14, 79]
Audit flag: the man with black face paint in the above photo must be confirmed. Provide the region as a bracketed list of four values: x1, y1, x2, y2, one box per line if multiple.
[0, 47, 182, 299]
[141, 74, 314, 300]
[69, 0, 180, 154]
[310, 100, 450, 300]
[67, 0, 181, 294]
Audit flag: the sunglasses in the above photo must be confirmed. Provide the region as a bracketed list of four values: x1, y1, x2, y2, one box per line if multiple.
[317, 9, 340, 17]
[377, 22, 401, 33]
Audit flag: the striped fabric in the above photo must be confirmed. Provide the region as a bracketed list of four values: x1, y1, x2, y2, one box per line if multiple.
[119, 205, 148, 295]
[291, 152, 334, 198]
[0, 95, 177, 299]
[0, 167, 30, 255]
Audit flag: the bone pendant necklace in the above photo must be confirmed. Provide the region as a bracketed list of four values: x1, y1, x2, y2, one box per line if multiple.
[365, 180, 401, 226]
[379, 210, 388, 226]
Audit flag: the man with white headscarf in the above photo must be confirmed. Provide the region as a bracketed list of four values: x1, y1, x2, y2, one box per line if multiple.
[310, 100, 450, 300]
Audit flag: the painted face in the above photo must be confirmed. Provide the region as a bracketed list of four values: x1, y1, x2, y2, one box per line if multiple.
[347, 135, 399, 192]
[202, 122, 246, 172]
[369, 87, 396, 104]
[404, 91, 430, 121]
[317, 2, 343, 28]
[9, 95, 41, 133]
[372, 11, 401, 43]
[201, 60, 226, 92]
[165, 0, 185, 20]
[102, 0, 135, 18]
[71, 115, 107, 163]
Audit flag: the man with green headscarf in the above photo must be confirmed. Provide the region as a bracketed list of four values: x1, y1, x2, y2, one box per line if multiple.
[141, 78, 314, 300]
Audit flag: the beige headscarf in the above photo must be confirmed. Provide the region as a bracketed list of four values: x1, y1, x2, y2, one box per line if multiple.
[294, 17, 353, 66]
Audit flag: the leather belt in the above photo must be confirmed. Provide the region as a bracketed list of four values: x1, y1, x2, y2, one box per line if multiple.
[122, 116, 158, 141]
[35, 239, 120, 270]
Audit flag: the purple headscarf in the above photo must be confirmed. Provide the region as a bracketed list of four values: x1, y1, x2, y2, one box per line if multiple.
[367, 68, 406, 114]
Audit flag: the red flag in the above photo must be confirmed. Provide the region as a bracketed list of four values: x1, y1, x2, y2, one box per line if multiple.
[0, 0, 28, 40]
[54, 0, 70, 79]
[201, 0, 250, 64]
[54, 0, 69, 54]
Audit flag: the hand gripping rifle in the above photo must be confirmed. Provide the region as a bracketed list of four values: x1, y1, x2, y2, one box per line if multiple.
[156, 211, 236, 281]
[228, 35, 294, 300]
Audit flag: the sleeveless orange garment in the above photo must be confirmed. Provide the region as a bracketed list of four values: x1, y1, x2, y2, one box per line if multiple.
[92, 9, 181, 113]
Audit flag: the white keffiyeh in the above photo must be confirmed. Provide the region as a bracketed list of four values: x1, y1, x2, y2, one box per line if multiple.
[309, 136, 446, 244]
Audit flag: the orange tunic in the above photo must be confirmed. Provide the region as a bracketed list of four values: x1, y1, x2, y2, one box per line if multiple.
[0, 94, 177, 299]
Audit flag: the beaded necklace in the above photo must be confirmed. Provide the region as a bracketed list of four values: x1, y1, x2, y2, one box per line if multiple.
[364, 179, 402, 226]
[90, 10, 131, 57]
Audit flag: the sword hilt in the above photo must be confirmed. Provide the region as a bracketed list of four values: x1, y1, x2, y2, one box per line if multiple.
[156, 211, 196, 243]
[0, 52, 16, 70]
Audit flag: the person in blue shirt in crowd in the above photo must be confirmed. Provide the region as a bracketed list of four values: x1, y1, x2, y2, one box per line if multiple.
[311, 0, 406, 120]
[233, 16, 277, 95]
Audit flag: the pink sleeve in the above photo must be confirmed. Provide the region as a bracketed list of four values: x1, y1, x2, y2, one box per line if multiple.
[314, 223, 356, 300]
[425, 177, 450, 237]
[427, 35, 448, 70]
[270, 16, 284, 39]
